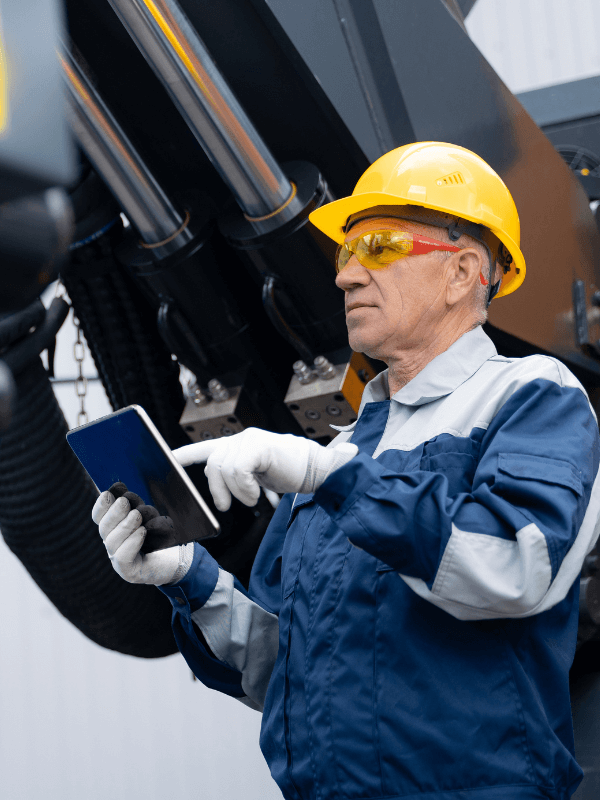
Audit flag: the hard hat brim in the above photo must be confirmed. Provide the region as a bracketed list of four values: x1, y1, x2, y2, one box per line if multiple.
[309, 191, 525, 299]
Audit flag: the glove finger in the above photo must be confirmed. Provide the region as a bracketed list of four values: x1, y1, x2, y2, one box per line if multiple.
[142, 515, 177, 554]
[204, 457, 233, 512]
[220, 449, 261, 507]
[123, 491, 144, 509]
[137, 504, 160, 525]
[262, 488, 281, 508]
[92, 491, 115, 525]
[111, 526, 146, 582]
[98, 496, 131, 540]
[108, 482, 128, 498]
[104, 508, 143, 555]
[173, 440, 221, 467]
[145, 515, 175, 532]
[332, 442, 359, 456]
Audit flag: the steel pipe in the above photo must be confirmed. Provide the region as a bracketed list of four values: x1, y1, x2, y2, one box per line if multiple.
[106, 0, 301, 224]
[59, 47, 193, 259]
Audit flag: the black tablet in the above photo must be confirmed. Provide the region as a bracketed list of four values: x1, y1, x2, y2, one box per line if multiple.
[67, 404, 219, 550]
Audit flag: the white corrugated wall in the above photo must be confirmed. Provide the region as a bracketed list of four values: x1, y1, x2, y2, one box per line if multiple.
[465, 0, 600, 93]
[1, 1, 599, 798]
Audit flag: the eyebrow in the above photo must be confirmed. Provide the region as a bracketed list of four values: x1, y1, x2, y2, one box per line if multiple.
[345, 217, 410, 234]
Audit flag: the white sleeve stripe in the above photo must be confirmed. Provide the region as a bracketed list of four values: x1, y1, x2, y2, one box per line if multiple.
[401, 465, 600, 621]
[191, 569, 279, 710]
[431, 522, 551, 614]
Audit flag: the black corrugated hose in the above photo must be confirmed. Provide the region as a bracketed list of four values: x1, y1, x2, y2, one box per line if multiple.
[0, 298, 177, 657]
[62, 220, 188, 449]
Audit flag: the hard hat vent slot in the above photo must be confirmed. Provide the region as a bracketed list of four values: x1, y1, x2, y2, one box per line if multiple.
[437, 172, 464, 186]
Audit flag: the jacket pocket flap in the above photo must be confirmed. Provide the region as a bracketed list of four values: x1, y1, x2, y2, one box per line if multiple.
[498, 453, 583, 496]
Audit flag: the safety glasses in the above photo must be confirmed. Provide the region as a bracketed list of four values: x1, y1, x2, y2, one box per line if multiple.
[335, 229, 461, 274]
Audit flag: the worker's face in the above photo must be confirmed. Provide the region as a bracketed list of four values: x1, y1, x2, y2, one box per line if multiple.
[335, 216, 460, 361]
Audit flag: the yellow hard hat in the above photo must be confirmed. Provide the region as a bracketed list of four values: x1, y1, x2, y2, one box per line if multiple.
[309, 141, 525, 299]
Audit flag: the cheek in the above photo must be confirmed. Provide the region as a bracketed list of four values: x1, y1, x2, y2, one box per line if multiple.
[402, 265, 444, 303]
[381, 274, 424, 316]
[385, 274, 443, 324]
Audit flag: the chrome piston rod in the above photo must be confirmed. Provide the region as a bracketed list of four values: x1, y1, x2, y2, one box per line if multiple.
[60, 47, 193, 259]
[106, 0, 302, 225]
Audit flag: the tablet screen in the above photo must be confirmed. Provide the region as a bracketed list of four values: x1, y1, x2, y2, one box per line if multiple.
[67, 405, 219, 550]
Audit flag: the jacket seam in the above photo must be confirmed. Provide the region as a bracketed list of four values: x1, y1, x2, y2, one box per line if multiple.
[283, 594, 303, 800]
[500, 630, 537, 785]
[374, 568, 386, 797]
[328, 540, 352, 799]
[306, 515, 331, 799]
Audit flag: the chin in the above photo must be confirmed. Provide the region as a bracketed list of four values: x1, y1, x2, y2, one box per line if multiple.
[348, 331, 384, 360]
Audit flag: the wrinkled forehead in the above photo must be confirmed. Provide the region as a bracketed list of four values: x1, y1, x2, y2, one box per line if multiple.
[344, 213, 443, 242]
[345, 203, 478, 234]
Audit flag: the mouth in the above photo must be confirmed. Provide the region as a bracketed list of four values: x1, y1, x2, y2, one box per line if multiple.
[346, 303, 376, 312]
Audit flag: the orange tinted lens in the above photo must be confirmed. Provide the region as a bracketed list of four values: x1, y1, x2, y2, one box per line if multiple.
[336, 231, 413, 273]
[357, 231, 412, 269]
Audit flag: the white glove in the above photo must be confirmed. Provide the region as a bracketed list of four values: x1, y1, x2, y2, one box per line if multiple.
[173, 427, 358, 512]
[92, 492, 194, 585]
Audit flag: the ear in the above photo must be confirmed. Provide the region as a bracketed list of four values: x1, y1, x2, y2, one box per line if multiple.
[445, 248, 482, 306]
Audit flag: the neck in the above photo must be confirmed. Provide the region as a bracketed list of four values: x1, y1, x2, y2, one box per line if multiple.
[385, 315, 477, 397]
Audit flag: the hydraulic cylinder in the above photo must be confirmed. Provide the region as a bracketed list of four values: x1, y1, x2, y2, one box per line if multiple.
[104, 0, 348, 359]
[60, 45, 300, 437]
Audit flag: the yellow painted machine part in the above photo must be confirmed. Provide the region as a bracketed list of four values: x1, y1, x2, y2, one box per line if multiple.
[342, 352, 378, 414]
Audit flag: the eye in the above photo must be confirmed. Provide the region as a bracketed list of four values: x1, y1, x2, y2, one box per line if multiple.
[369, 243, 404, 262]
[373, 245, 396, 257]
[367, 234, 386, 253]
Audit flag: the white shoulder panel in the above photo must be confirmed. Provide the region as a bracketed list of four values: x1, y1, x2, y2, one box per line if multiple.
[374, 354, 590, 456]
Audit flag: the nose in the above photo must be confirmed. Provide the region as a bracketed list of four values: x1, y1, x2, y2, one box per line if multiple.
[335, 255, 371, 291]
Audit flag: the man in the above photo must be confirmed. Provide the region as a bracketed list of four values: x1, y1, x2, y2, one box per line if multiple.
[94, 142, 600, 800]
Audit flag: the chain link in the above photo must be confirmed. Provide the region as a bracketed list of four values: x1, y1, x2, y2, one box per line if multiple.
[54, 280, 68, 301]
[73, 314, 89, 426]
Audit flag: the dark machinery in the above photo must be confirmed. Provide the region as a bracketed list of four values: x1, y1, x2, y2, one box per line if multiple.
[1, 0, 600, 795]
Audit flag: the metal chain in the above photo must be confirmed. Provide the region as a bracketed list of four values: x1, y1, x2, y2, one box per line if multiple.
[73, 314, 89, 427]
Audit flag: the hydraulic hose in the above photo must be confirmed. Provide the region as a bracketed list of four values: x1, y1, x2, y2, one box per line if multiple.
[62, 222, 188, 449]
[262, 275, 314, 364]
[0, 355, 177, 657]
[2, 298, 70, 377]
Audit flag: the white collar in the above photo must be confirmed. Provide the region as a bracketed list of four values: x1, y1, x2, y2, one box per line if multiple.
[332, 327, 497, 432]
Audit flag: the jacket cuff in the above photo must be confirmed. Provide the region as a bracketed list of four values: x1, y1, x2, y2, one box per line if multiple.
[314, 452, 388, 551]
[315, 452, 382, 512]
[158, 542, 219, 613]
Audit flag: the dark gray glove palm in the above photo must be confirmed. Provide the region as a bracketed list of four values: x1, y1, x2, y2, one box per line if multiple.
[92, 482, 193, 585]
[108, 482, 175, 553]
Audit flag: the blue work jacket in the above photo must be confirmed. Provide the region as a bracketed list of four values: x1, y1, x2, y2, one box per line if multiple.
[160, 327, 600, 800]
